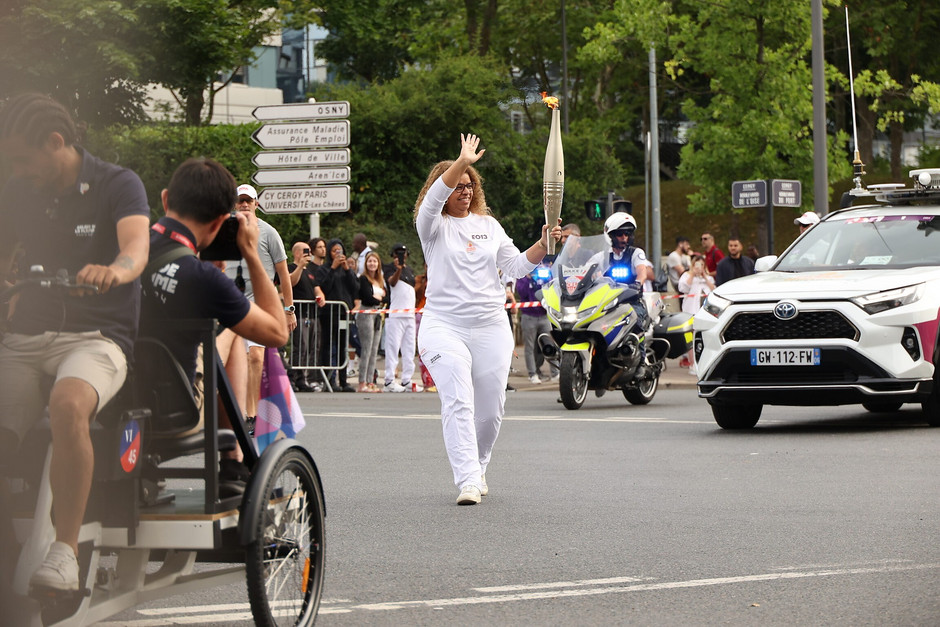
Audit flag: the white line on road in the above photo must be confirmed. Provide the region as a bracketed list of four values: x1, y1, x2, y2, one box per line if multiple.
[100, 562, 940, 625]
[304, 412, 710, 424]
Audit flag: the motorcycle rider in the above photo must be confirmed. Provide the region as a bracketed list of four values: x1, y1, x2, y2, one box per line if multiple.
[599, 212, 653, 376]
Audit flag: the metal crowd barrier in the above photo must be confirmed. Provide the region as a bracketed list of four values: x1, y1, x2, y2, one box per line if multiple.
[288, 299, 351, 393]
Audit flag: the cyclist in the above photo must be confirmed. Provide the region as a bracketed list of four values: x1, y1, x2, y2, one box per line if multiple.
[0, 93, 151, 593]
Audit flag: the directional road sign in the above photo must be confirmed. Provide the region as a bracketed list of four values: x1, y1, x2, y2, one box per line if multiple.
[731, 180, 767, 209]
[257, 185, 350, 214]
[252, 166, 350, 186]
[252, 101, 350, 121]
[252, 148, 350, 168]
[771, 179, 802, 207]
[252, 120, 350, 149]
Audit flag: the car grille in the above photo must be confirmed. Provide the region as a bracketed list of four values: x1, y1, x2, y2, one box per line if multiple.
[722, 311, 858, 342]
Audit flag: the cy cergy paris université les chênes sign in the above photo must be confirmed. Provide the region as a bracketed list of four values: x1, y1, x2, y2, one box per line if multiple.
[257, 186, 350, 214]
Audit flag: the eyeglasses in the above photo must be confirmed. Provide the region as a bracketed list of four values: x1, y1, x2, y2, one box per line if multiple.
[701, 236, 710, 241]
[453, 182, 475, 192]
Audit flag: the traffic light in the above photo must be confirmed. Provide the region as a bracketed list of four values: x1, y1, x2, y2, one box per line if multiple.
[584, 199, 605, 221]
[584, 197, 633, 221]
[612, 199, 633, 215]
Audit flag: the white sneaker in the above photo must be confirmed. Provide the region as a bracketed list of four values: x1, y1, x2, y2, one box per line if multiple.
[480, 474, 488, 497]
[688, 365, 697, 376]
[30, 541, 79, 592]
[384, 381, 406, 393]
[457, 484, 482, 505]
[403, 382, 422, 392]
[528, 375, 542, 384]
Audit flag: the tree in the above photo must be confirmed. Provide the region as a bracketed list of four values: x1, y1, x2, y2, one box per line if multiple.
[0, 0, 148, 125]
[667, 0, 850, 220]
[310, 55, 624, 243]
[832, 1, 940, 179]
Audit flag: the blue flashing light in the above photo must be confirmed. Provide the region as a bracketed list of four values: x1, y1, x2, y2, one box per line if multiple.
[609, 266, 633, 281]
[534, 266, 552, 281]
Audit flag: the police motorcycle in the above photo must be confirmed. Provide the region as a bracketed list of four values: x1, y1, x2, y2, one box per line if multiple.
[537, 215, 693, 410]
[0, 269, 324, 626]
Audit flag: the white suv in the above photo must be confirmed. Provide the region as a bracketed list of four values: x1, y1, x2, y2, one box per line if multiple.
[694, 169, 940, 429]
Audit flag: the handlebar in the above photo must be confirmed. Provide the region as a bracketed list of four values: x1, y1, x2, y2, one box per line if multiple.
[1, 274, 98, 301]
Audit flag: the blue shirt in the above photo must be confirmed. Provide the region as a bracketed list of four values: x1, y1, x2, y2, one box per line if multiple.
[140, 217, 251, 383]
[0, 147, 150, 357]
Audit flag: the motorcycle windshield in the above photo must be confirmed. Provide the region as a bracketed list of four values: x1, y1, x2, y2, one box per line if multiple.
[551, 234, 611, 296]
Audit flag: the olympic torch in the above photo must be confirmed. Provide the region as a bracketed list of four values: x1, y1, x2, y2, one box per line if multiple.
[541, 92, 564, 254]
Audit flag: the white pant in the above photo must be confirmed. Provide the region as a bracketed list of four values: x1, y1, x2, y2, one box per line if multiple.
[417, 314, 513, 490]
[384, 316, 416, 385]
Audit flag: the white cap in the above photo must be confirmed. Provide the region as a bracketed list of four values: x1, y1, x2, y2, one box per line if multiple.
[236, 184, 258, 199]
[794, 211, 820, 226]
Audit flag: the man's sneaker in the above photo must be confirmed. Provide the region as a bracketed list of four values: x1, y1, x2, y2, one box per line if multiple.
[404, 382, 423, 392]
[528, 375, 542, 384]
[384, 381, 406, 393]
[456, 484, 482, 505]
[30, 541, 79, 592]
[480, 475, 488, 497]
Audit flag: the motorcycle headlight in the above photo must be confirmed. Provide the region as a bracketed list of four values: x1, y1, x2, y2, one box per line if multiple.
[851, 283, 923, 314]
[701, 293, 731, 318]
[562, 306, 579, 324]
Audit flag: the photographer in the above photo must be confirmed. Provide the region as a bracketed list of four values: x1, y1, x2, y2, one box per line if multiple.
[383, 243, 417, 392]
[287, 242, 326, 392]
[140, 158, 289, 495]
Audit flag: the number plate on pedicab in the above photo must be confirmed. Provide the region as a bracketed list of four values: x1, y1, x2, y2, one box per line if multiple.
[750, 348, 820, 366]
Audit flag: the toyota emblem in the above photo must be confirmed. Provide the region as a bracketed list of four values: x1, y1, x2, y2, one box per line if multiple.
[773, 301, 798, 320]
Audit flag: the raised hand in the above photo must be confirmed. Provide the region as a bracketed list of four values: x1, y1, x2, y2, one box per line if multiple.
[459, 133, 485, 165]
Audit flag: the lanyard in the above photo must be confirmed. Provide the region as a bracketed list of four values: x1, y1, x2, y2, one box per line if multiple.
[151, 222, 197, 253]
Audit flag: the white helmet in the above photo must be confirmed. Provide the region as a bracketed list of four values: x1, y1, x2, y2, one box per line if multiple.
[603, 212, 637, 244]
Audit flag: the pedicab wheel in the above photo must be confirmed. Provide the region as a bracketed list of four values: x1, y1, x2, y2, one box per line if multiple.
[245, 446, 325, 626]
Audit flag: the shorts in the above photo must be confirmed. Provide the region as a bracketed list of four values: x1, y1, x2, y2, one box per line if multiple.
[0, 331, 127, 446]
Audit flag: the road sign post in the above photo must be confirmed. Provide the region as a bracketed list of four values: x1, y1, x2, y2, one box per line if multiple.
[251, 101, 352, 225]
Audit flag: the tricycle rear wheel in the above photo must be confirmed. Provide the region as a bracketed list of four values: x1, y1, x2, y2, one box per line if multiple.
[245, 448, 325, 626]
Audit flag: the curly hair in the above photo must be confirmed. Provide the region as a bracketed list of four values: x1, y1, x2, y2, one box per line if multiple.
[412, 160, 489, 222]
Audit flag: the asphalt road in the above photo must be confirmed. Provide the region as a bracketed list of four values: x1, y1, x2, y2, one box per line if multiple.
[104, 387, 940, 626]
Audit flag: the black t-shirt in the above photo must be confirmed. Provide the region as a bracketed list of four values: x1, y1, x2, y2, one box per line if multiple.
[0, 147, 150, 357]
[139, 217, 251, 383]
[382, 263, 416, 288]
[286, 262, 319, 301]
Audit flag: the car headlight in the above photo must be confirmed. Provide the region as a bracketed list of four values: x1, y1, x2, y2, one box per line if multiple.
[702, 293, 731, 318]
[850, 283, 924, 314]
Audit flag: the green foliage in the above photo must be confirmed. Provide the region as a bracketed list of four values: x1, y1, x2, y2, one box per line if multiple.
[0, 0, 147, 125]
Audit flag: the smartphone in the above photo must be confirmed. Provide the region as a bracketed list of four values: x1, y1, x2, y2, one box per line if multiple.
[200, 214, 242, 261]
[396, 252, 406, 265]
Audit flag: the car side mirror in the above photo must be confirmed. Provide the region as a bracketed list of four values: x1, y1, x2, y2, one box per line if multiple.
[754, 255, 778, 273]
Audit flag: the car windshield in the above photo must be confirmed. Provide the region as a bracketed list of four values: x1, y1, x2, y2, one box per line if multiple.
[775, 213, 940, 271]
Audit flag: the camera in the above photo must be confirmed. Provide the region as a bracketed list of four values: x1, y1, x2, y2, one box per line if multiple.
[303, 248, 311, 256]
[200, 214, 242, 261]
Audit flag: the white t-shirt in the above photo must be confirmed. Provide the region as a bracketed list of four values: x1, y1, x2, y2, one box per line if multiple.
[417, 177, 536, 325]
[666, 250, 690, 285]
[388, 274, 416, 319]
[223, 217, 286, 301]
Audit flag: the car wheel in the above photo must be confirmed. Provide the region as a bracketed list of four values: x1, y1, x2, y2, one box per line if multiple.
[710, 402, 762, 430]
[862, 401, 903, 413]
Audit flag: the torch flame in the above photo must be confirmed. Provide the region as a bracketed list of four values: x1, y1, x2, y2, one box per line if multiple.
[540, 92, 559, 110]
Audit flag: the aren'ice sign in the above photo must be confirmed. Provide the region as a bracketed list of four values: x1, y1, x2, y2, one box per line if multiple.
[252, 166, 350, 186]
[252, 101, 350, 121]
[252, 120, 350, 149]
[257, 185, 350, 213]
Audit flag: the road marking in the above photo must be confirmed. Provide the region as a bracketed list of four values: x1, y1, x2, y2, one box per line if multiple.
[101, 562, 940, 624]
[474, 575, 653, 592]
[304, 412, 710, 424]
